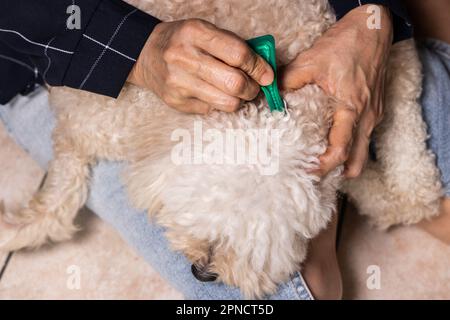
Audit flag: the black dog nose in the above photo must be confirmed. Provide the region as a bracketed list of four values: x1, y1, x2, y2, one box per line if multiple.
[191, 264, 218, 282]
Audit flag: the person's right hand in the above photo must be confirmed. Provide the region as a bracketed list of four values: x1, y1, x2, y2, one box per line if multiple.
[128, 19, 274, 114]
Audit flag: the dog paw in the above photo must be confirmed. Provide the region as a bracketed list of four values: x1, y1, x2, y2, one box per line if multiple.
[191, 263, 218, 282]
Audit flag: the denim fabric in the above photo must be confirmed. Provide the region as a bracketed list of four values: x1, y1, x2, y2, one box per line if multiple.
[418, 38, 450, 197]
[2, 38, 447, 299]
[0, 87, 313, 300]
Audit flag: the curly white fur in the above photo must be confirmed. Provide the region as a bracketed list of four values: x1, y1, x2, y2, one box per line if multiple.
[0, 0, 442, 298]
[342, 40, 443, 229]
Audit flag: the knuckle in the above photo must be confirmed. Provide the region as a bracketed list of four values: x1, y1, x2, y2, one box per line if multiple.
[345, 103, 360, 119]
[182, 19, 213, 38]
[162, 47, 179, 63]
[181, 19, 204, 35]
[230, 43, 251, 66]
[251, 58, 267, 77]
[224, 73, 247, 94]
[176, 87, 190, 99]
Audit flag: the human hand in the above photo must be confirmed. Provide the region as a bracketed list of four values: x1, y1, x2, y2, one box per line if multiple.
[281, 5, 393, 178]
[128, 19, 274, 114]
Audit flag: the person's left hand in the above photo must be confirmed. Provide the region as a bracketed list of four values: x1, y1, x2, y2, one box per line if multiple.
[281, 4, 393, 178]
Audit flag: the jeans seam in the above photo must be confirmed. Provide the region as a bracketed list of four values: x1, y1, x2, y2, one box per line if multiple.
[288, 271, 313, 300]
[288, 277, 302, 300]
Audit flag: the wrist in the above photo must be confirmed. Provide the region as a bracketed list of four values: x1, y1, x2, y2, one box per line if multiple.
[345, 4, 393, 45]
[127, 21, 169, 89]
[348, 4, 392, 26]
[127, 62, 141, 87]
[352, 3, 391, 17]
[126, 28, 156, 88]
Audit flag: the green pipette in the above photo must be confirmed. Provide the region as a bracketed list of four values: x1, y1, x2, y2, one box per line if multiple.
[246, 35, 285, 113]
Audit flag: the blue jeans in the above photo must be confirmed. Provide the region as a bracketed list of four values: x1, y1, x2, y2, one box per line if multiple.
[1, 38, 449, 300]
[0, 87, 313, 300]
[419, 39, 450, 197]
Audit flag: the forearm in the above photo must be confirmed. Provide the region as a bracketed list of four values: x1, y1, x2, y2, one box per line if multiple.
[0, 0, 160, 103]
[328, 0, 412, 43]
[402, 0, 450, 43]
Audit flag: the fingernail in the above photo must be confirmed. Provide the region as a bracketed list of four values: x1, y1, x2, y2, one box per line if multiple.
[260, 70, 274, 86]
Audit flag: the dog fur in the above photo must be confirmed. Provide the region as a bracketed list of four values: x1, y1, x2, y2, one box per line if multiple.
[342, 40, 443, 229]
[0, 0, 442, 298]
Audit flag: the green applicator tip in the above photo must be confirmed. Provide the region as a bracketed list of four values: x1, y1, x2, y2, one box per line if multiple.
[246, 35, 285, 113]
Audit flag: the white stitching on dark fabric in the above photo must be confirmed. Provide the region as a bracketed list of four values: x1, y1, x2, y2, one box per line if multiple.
[43, 37, 55, 83]
[0, 28, 74, 54]
[0, 53, 36, 73]
[82, 34, 136, 62]
[79, 9, 137, 89]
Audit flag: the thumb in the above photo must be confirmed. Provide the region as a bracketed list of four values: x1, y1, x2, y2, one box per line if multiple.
[280, 60, 316, 90]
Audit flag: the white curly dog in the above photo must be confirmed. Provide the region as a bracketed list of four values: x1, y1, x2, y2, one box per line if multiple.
[0, 0, 442, 298]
